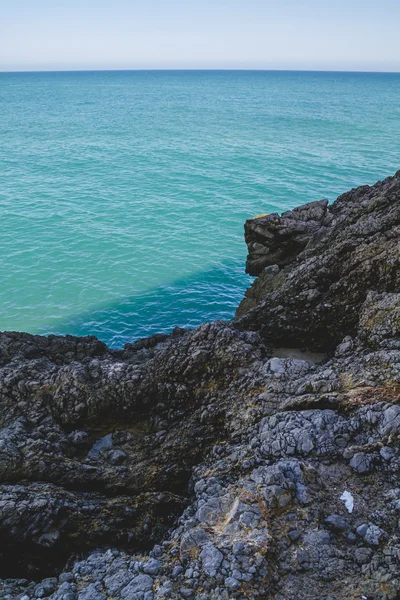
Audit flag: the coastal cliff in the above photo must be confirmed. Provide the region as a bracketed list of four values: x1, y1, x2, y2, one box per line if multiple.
[0, 172, 399, 600]
[236, 173, 400, 351]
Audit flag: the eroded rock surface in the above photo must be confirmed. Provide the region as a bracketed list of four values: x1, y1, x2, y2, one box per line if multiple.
[0, 172, 399, 600]
[236, 171, 400, 351]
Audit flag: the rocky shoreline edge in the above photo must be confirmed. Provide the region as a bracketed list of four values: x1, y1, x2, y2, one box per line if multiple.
[0, 171, 399, 600]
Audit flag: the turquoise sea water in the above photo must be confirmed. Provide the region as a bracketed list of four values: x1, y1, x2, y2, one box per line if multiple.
[1, 70, 399, 347]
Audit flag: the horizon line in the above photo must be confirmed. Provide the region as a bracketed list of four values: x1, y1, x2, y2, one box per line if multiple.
[1, 67, 400, 75]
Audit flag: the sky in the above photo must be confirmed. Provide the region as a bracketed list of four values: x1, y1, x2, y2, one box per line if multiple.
[1, 0, 400, 72]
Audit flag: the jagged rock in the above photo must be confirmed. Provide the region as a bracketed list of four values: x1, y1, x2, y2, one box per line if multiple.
[244, 199, 329, 275]
[0, 173, 399, 599]
[236, 171, 400, 351]
[350, 452, 374, 473]
[358, 291, 400, 349]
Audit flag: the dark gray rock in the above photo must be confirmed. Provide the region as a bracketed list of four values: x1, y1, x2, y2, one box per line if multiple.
[200, 544, 223, 577]
[243, 199, 329, 275]
[34, 578, 58, 598]
[179, 588, 194, 598]
[236, 171, 400, 351]
[78, 583, 106, 600]
[349, 452, 373, 474]
[225, 576, 240, 590]
[354, 547, 373, 565]
[120, 574, 153, 598]
[142, 559, 161, 576]
[356, 523, 388, 546]
[324, 515, 347, 532]
[1, 173, 400, 600]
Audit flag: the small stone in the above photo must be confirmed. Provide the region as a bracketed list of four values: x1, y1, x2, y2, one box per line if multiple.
[121, 574, 153, 599]
[59, 573, 74, 584]
[77, 583, 106, 600]
[335, 337, 353, 356]
[350, 453, 373, 474]
[233, 541, 245, 555]
[356, 523, 387, 546]
[142, 558, 161, 576]
[87, 433, 113, 459]
[380, 446, 395, 461]
[34, 578, 58, 598]
[354, 547, 373, 564]
[171, 565, 183, 578]
[179, 588, 194, 598]
[200, 543, 223, 577]
[232, 569, 242, 580]
[180, 528, 209, 554]
[108, 448, 127, 465]
[150, 545, 162, 557]
[225, 577, 240, 590]
[288, 529, 301, 541]
[324, 514, 347, 532]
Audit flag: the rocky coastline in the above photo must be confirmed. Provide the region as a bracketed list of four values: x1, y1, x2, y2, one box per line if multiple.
[0, 171, 399, 600]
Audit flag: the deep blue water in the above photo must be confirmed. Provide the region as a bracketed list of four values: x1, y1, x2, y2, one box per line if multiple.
[0, 70, 399, 347]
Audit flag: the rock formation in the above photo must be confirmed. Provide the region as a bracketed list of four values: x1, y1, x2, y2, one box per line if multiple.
[0, 171, 399, 600]
[236, 173, 400, 350]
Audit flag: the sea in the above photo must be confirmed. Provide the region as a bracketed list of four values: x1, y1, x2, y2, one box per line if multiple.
[0, 70, 399, 347]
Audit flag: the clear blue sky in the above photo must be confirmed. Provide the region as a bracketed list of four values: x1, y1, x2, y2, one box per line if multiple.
[1, 0, 400, 72]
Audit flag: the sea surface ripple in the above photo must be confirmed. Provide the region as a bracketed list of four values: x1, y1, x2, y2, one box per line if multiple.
[1, 70, 399, 347]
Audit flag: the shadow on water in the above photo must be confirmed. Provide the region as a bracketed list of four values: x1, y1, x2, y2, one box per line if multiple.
[50, 259, 252, 348]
